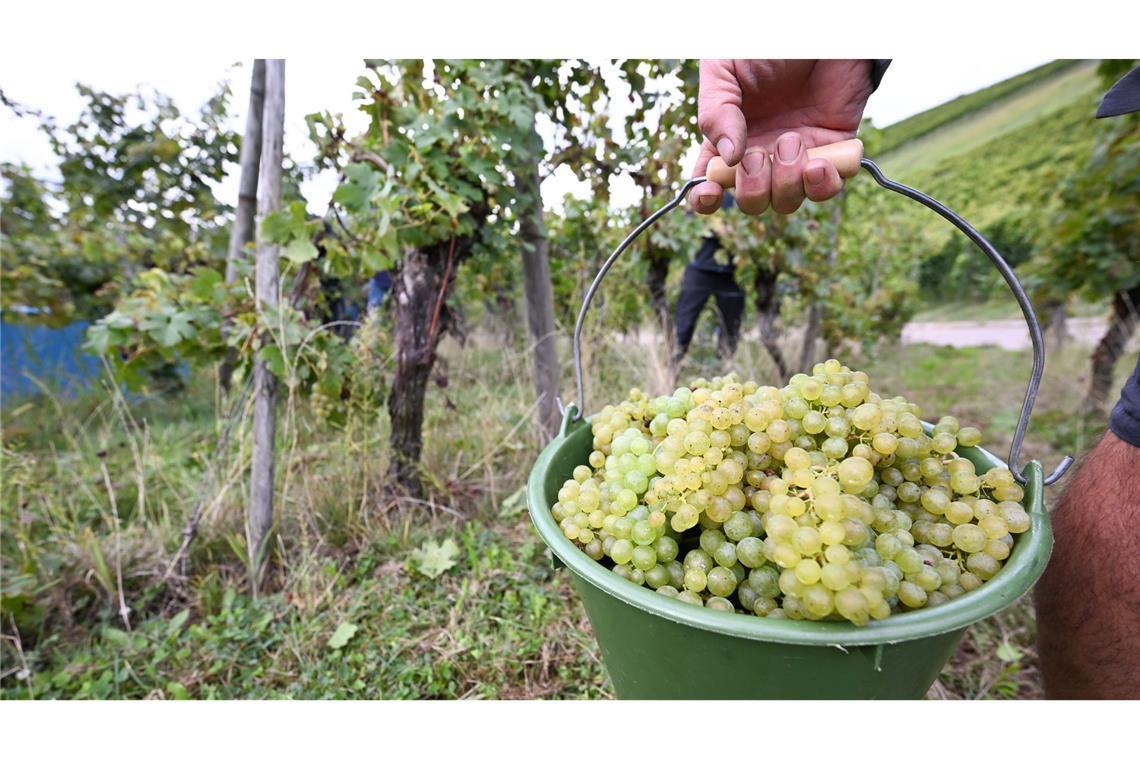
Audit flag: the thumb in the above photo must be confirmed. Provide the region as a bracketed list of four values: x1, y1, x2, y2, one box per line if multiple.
[698, 60, 747, 166]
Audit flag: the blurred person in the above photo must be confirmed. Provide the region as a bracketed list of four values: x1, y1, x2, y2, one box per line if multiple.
[672, 193, 746, 368]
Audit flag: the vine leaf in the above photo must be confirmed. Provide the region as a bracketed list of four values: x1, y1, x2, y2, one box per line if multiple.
[284, 238, 319, 264]
[410, 538, 460, 579]
[328, 622, 358, 650]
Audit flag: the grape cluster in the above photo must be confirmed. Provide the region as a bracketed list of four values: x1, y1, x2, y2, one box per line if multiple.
[550, 360, 1029, 625]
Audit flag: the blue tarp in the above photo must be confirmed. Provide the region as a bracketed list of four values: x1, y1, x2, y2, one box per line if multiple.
[1, 320, 103, 399]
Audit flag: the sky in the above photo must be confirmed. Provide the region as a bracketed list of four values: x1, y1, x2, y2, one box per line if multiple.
[1, 57, 1056, 213]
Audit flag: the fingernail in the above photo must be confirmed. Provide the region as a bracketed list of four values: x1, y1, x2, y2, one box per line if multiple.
[776, 133, 802, 163]
[697, 194, 718, 210]
[716, 137, 735, 162]
[805, 165, 826, 185]
[742, 149, 766, 176]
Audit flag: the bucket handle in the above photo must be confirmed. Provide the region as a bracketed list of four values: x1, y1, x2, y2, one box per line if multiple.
[557, 156, 1074, 488]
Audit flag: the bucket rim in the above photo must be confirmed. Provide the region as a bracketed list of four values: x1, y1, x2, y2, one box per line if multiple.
[527, 416, 1051, 647]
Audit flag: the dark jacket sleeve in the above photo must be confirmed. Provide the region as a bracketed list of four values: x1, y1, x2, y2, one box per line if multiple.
[870, 60, 892, 93]
[1109, 357, 1140, 448]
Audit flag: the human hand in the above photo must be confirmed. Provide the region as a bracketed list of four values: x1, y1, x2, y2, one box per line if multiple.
[689, 60, 874, 215]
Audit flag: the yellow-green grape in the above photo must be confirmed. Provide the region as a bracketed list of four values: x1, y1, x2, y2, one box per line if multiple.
[999, 502, 1031, 533]
[872, 432, 899, 455]
[683, 567, 708, 593]
[851, 403, 882, 431]
[837, 457, 874, 493]
[707, 566, 738, 597]
[932, 431, 958, 454]
[965, 552, 1000, 580]
[611, 539, 634, 565]
[957, 427, 982, 447]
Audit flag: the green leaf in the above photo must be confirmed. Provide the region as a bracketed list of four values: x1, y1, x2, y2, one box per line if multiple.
[101, 627, 131, 649]
[996, 642, 1024, 663]
[333, 164, 381, 210]
[328, 622, 358, 650]
[167, 609, 190, 637]
[499, 486, 527, 519]
[259, 344, 285, 377]
[158, 311, 195, 347]
[84, 325, 113, 356]
[284, 238, 319, 264]
[410, 538, 460, 579]
[260, 210, 294, 244]
[187, 267, 224, 301]
[166, 681, 190, 700]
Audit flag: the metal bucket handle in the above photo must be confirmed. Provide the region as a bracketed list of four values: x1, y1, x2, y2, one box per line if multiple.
[557, 156, 1074, 487]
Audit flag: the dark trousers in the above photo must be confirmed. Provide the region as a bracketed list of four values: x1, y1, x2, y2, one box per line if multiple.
[674, 265, 745, 362]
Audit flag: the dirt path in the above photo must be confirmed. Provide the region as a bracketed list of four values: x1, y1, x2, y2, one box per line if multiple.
[901, 316, 1107, 350]
[629, 316, 1113, 352]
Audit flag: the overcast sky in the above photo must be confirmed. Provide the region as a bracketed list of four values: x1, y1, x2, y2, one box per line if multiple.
[1, 57, 1056, 212]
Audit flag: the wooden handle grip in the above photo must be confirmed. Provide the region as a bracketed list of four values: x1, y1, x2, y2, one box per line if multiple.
[705, 138, 864, 188]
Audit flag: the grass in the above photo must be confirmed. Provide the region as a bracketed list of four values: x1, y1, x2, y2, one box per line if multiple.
[876, 60, 1085, 154]
[878, 61, 1099, 177]
[2, 314, 1134, 700]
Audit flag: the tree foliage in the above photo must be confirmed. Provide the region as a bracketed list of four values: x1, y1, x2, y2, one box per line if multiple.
[1030, 61, 1139, 305]
[2, 84, 237, 327]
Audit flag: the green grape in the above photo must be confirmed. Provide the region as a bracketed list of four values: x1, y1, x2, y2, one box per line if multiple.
[851, 403, 882, 431]
[768, 419, 791, 443]
[835, 587, 870, 624]
[803, 585, 835, 618]
[779, 569, 806, 598]
[794, 558, 822, 585]
[957, 427, 982, 447]
[898, 581, 928, 608]
[837, 457, 874, 492]
[984, 539, 1011, 561]
[632, 545, 658, 572]
[793, 526, 820, 556]
[611, 538, 634, 565]
[752, 596, 779, 616]
[960, 572, 983, 592]
[699, 529, 726, 555]
[748, 566, 781, 598]
[584, 539, 605, 561]
[736, 537, 766, 568]
[684, 567, 708, 593]
[656, 585, 680, 599]
[677, 590, 703, 606]
[931, 432, 958, 454]
[683, 549, 713, 574]
[911, 566, 943, 592]
[952, 524, 987, 553]
[645, 564, 671, 589]
[802, 410, 827, 435]
[999, 502, 1031, 533]
[631, 520, 657, 546]
[653, 536, 679, 563]
[724, 511, 754, 541]
[820, 562, 851, 591]
[872, 432, 899, 455]
[966, 552, 1000, 580]
[707, 566, 738, 597]
[706, 596, 735, 613]
[713, 542, 738, 568]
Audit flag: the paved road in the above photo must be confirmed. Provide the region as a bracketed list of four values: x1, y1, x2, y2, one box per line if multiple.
[901, 316, 1108, 350]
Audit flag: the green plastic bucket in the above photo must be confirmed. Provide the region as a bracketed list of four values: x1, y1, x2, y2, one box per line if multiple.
[527, 412, 1049, 699]
[527, 152, 1071, 699]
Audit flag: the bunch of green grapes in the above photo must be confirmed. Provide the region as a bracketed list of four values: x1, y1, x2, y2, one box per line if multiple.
[550, 360, 1030, 626]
